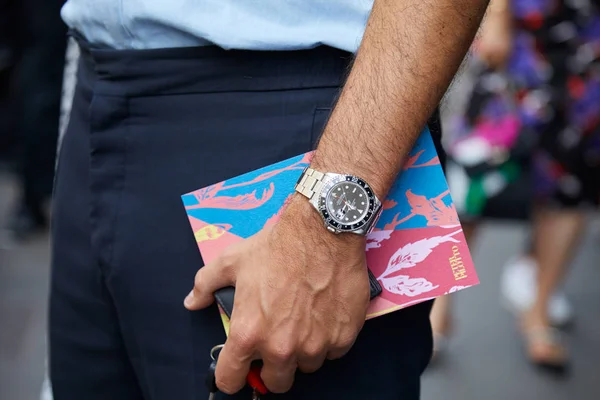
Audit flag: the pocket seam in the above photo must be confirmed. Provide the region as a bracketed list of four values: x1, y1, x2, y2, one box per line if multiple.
[310, 107, 332, 148]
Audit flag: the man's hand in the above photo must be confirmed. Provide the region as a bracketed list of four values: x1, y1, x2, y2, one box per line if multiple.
[185, 0, 489, 394]
[475, 0, 512, 68]
[184, 196, 370, 394]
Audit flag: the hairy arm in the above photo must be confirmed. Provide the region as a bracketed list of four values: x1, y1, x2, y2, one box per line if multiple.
[189, 0, 492, 394]
[311, 0, 490, 198]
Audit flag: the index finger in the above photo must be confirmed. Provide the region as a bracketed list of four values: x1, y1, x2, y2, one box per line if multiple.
[214, 330, 255, 394]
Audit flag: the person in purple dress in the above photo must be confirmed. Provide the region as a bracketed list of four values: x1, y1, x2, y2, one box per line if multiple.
[431, 0, 600, 374]
[510, 0, 600, 374]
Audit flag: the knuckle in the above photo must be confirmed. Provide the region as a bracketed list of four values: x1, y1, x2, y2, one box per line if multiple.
[229, 327, 258, 353]
[219, 246, 240, 270]
[301, 342, 324, 360]
[265, 341, 295, 364]
[334, 332, 357, 351]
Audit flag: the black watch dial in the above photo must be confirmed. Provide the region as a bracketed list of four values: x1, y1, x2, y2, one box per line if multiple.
[319, 176, 377, 232]
[326, 181, 370, 224]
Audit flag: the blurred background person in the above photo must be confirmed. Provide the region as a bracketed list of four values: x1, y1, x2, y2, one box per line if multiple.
[509, 0, 600, 373]
[2, 0, 67, 240]
[431, 0, 517, 360]
[433, 0, 600, 374]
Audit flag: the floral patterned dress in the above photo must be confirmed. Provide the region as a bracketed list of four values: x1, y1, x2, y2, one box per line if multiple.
[512, 0, 600, 208]
[444, 0, 600, 219]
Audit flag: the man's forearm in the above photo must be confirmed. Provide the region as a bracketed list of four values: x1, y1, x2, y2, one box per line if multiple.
[311, 0, 489, 198]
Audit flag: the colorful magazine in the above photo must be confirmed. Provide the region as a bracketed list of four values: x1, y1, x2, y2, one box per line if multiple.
[182, 127, 479, 334]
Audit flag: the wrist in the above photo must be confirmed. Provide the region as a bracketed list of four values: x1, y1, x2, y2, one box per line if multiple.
[280, 194, 366, 246]
[308, 156, 392, 202]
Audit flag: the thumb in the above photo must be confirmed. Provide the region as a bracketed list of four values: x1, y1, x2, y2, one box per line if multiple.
[184, 251, 238, 310]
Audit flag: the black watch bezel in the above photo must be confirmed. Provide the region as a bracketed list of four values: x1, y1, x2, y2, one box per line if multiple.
[317, 175, 378, 232]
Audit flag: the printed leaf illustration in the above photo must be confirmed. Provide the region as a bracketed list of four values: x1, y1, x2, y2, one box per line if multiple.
[194, 223, 233, 243]
[406, 189, 459, 226]
[382, 191, 457, 231]
[447, 285, 468, 294]
[378, 229, 462, 279]
[366, 230, 393, 251]
[383, 212, 414, 231]
[380, 275, 439, 297]
[382, 200, 398, 210]
[404, 150, 425, 170]
[403, 149, 440, 170]
[186, 153, 311, 210]
[188, 183, 275, 210]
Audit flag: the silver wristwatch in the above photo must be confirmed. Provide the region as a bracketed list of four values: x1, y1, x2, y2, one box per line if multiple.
[295, 167, 383, 235]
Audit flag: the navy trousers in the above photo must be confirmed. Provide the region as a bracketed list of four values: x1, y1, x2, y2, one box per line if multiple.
[49, 38, 435, 399]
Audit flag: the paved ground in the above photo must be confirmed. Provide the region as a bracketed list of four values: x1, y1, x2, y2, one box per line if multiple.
[1, 170, 599, 400]
[0, 172, 51, 400]
[422, 220, 600, 400]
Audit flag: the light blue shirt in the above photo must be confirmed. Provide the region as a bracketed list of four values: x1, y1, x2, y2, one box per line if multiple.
[61, 1, 374, 53]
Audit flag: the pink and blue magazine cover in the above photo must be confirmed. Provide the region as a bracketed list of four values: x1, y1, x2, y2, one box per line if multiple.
[182, 127, 479, 329]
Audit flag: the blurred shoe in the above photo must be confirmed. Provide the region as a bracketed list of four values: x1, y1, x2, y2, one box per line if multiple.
[521, 321, 569, 376]
[501, 256, 574, 328]
[4, 201, 47, 241]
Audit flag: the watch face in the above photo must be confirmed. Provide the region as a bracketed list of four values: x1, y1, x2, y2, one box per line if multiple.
[318, 176, 377, 232]
[326, 182, 369, 224]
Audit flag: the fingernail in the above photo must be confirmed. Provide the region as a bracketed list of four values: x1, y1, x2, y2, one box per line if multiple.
[184, 290, 195, 307]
